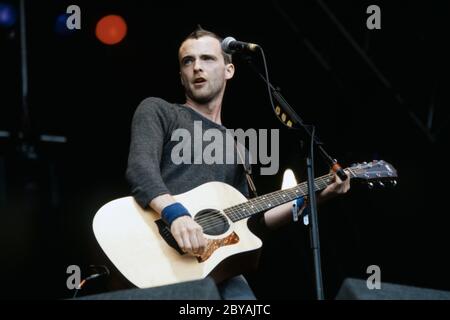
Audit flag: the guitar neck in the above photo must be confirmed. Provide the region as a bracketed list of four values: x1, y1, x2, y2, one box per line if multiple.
[224, 170, 355, 222]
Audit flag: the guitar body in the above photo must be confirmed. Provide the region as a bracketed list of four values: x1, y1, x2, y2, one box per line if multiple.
[93, 160, 398, 289]
[93, 181, 263, 288]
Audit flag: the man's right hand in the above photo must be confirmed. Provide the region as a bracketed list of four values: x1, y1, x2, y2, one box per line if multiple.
[170, 215, 207, 256]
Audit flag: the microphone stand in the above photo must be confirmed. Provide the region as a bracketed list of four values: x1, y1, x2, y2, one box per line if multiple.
[241, 54, 348, 300]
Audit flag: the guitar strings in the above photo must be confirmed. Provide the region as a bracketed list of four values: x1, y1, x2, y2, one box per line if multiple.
[195, 173, 334, 231]
[195, 168, 366, 232]
[193, 174, 336, 232]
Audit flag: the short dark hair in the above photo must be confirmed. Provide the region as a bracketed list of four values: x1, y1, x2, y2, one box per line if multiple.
[181, 25, 232, 64]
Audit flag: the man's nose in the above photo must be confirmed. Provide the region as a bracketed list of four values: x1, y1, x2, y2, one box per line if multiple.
[193, 59, 203, 72]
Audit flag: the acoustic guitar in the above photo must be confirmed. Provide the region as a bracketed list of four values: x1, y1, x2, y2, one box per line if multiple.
[93, 160, 397, 288]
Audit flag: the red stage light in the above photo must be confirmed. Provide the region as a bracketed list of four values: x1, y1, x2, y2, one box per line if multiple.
[95, 14, 127, 45]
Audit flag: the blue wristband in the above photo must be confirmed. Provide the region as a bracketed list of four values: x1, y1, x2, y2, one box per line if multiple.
[161, 202, 191, 227]
[295, 196, 305, 208]
[292, 196, 305, 222]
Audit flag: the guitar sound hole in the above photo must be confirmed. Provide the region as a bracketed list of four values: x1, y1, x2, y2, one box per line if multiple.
[195, 209, 229, 236]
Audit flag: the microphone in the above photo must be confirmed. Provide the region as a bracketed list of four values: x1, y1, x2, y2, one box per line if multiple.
[221, 37, 260, 54]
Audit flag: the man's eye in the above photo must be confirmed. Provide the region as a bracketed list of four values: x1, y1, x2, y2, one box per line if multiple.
[183, 58, 193, 65]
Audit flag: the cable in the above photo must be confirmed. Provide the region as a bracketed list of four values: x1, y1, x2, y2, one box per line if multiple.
[72, 265, 110, 299]
[257, 47, 278, 115]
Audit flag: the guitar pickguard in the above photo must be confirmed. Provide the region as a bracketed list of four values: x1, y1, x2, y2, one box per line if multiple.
[198, 232, 239, 262]
[155, 219, 240, 262]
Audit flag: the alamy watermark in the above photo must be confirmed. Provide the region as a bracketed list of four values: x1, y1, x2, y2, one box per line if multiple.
[66, 5, 81, 30]
[366, 5, 381, 30]
[366, 265, 381, 290]
[170, 121, 279, 175]
[66, 265, 81, 290]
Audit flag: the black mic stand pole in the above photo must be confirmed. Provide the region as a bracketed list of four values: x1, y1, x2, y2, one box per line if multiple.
[242, 55, 347, 300]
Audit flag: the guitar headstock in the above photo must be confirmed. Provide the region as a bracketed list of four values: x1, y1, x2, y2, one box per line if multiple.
[348, 160, 398, 188]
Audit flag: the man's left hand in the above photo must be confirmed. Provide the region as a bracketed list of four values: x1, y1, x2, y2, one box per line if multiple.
[317, 169, 351, 203]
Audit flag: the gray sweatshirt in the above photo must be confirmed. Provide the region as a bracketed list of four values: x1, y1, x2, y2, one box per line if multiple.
[126, 97, 249, 209]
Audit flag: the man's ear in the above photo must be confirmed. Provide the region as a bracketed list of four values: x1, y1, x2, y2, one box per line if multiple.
[225, 63, 235, 80]
[180, 72, 185, 86]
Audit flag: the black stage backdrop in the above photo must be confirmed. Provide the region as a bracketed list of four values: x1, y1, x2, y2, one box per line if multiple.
[0, 0, 449, 299]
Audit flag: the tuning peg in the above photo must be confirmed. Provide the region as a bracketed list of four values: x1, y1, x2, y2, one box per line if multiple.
[368, 182, 374, 189]
[378, 181, 385, 187]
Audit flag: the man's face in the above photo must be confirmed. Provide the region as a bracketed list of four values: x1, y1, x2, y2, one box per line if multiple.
[178, 36, 234, 104]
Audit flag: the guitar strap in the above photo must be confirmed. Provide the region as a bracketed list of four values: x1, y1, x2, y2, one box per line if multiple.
[235, 142, 258, 198]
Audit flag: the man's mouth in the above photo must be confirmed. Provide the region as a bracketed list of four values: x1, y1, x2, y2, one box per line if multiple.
[193, 78, 207, 84]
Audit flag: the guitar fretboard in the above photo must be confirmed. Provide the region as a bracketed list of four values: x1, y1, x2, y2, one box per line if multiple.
[224, 170, 354, 222]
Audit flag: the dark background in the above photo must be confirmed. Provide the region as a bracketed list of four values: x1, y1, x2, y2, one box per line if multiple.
[0, 0, 449, 299]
